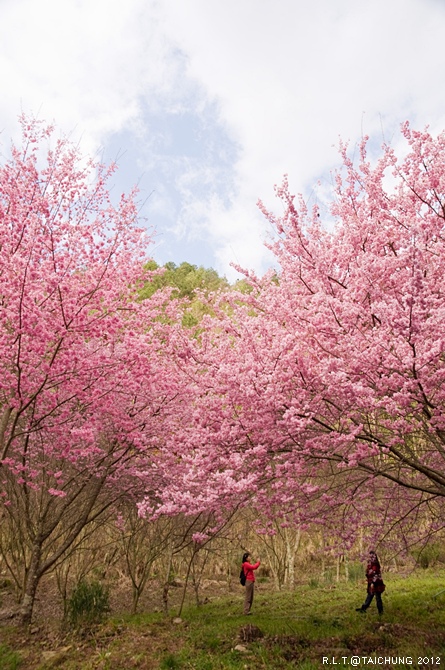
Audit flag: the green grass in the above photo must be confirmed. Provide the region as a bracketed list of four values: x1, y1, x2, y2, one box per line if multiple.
[0, 643, 21, 670]
[2, 570, 445, 669]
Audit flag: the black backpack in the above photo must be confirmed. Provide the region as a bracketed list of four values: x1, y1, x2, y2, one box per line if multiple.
[239, 566, 246, 586]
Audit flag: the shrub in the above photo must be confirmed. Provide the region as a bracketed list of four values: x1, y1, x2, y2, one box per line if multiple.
[67, 579, 110, 630]
[414, 544, 443, 569]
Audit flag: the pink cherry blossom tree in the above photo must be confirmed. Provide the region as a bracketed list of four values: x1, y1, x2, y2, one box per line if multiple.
[147, 123, 445, 553]
[0, 116, 183, 624]
[255, 123, 445, 504]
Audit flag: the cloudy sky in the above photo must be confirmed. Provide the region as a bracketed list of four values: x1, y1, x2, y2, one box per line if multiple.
[1, 0, 445, 280]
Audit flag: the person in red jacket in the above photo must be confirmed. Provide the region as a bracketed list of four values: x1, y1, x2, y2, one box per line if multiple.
[356, 550, 385, 615]
[242, 552, 260, 615]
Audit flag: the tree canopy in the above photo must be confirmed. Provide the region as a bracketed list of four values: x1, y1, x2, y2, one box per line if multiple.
[142, 123, 445, 550]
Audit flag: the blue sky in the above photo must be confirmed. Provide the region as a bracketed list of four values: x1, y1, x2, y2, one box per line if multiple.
[2, 0, 445, 281]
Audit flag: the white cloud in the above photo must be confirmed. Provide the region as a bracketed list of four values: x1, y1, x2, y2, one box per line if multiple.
[150, 0, 445, 278]
[0, 0, 171, 150]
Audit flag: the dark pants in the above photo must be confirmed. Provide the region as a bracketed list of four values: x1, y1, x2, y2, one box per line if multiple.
[362, 591, 383, 613]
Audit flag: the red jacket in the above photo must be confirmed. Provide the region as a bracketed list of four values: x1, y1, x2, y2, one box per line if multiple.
[366, 558, 385, 593]
[243, 560, 260, 582]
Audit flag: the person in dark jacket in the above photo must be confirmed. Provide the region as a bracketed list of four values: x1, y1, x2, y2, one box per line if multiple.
[356, 550, 385, 614]
[241, 552, 260, 615]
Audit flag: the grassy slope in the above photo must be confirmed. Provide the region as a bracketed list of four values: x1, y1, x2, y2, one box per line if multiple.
[1, 570, 445, 669]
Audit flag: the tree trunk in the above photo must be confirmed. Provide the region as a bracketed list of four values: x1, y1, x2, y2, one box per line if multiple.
[162, 551, 173, 616]
[131, 586, 140, 615]
[19, 539, 43, 626]
[284, 527, 300, 589]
